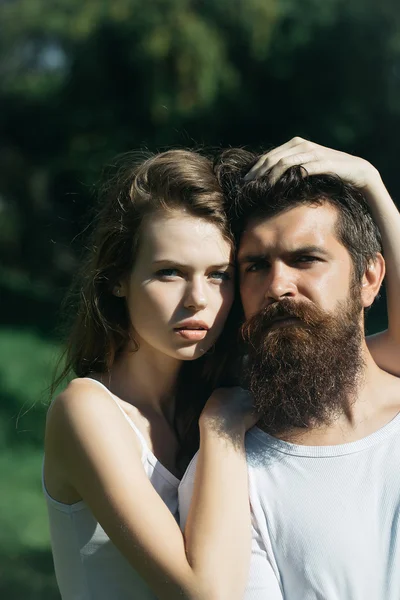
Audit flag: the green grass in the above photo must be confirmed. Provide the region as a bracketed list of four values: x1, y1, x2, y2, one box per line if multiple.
[0, 327, 61, 599]
[0, 327, 62, 447]
[0, 327, 59, 408]
[0, 450, 50, 551]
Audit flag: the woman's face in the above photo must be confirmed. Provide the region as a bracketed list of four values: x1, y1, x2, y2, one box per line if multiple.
[120, 209, 234, 361]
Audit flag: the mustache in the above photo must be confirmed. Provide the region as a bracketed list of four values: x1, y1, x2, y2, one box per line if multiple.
[241, 298, 327, 343]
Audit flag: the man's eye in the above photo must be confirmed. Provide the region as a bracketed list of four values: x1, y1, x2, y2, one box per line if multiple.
[155, 268, 181, 278]
[295, 256, 320, 264]
[246, 261, 270, 273]
[208, 271, 232, 282]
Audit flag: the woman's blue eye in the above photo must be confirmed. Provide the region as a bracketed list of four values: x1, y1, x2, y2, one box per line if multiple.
[209, 271, 231, 281]
[155, 268, 180, 278]
[155, 269, 231, 281]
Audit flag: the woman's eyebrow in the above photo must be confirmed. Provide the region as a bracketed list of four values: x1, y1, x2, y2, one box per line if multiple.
[152, 260, 235, 269]
[209, 262, 235, 269]
[152, 259, 186, 267]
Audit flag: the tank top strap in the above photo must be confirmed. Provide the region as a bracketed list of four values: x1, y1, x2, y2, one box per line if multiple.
[83, 377, 149, 453]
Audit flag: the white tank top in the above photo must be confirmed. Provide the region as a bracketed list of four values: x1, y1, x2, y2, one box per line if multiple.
[43, 378, 180, 600]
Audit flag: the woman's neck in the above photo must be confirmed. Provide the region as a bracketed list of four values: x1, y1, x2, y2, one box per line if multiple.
[104, 338, 182, 421]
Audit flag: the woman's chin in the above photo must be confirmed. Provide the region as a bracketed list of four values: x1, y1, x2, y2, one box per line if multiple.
[174, 344, 210, 361]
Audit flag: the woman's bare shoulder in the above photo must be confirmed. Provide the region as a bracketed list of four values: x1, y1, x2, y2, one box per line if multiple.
[49, 377, 111, 416]
[45, 375, 143, 473]
[46, 376, 138, 445]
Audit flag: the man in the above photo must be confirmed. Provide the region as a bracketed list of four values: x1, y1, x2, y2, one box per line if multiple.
[179, 138, 400, 599]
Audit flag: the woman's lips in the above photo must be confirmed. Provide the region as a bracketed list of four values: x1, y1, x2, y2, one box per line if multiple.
[174, 328, 208, 341]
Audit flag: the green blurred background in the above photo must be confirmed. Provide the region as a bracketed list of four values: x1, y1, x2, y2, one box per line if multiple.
[1, 0, 399, 597]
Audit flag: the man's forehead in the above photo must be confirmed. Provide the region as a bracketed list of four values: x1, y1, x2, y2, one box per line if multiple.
[238, 203, 339, 257]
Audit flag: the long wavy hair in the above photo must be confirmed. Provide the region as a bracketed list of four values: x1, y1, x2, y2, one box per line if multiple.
[53, 149, 239, 470]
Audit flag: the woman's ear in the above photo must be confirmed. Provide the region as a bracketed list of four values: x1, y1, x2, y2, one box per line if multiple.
[361, 253, 385, 308]
[112, 281, 128, 298]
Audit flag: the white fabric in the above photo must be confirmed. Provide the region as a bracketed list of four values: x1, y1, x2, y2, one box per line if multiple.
[43, 378, 179, 600]
[179, 412, 400, 600]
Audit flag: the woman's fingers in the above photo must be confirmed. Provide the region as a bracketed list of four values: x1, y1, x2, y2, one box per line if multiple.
[244, 137, 379, 192]
[244, 137, 315, 181]
[264, 151, 324, 184]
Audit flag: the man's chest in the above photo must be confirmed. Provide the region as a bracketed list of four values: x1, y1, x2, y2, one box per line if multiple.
[248, 451, 400, 599]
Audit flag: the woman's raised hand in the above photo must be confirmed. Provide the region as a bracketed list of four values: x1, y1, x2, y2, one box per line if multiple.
[244, 136, 381, 191]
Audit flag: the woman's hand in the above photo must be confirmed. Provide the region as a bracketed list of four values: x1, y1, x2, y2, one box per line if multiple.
[244, 136, 381, 192]
[200, 386, 258, 437]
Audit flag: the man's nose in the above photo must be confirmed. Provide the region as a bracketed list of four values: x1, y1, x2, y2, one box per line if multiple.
[184, 277, 208, 310]
[265, 263, 297, 303]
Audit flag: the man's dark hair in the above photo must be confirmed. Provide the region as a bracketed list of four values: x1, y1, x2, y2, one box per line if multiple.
[214, 148, 382, 282]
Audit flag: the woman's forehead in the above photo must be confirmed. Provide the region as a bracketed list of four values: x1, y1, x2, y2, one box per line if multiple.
[138, 210, 232, 262]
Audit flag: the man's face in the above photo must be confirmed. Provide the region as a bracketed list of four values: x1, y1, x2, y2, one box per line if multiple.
[238, 203, 359, 323]
[237, 202, 368, 434]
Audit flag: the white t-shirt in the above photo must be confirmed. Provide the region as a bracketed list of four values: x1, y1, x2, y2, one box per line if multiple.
[179, 412, 400, 600]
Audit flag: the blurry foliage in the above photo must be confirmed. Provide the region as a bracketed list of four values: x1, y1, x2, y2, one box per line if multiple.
[1, 0, 399, 296]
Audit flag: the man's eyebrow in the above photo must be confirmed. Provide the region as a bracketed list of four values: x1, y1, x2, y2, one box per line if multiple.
[238, 246, 331, 264]
[237, 253, 268, 265]
[292, 245, 331, 257]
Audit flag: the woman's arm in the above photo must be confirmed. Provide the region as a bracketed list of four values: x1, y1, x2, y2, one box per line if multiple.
[45, 378, 253, 600]
[184, 388, 254, 600]
[245, 137, 400, 375]
[360, 176, 400, 375]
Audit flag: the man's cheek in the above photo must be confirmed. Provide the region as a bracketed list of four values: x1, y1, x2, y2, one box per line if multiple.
[241, 287, 256, 316]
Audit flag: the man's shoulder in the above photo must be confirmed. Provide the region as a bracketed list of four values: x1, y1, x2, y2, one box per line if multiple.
[245, 427, 288, 471]
[377, 369, 400, 421]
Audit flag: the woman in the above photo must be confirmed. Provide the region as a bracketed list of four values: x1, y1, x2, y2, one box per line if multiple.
[44, 141, 400, 600]
[44, 149, 254, 600]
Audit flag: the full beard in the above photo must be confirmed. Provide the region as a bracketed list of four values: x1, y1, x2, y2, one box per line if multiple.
[241, 292, 365, 437]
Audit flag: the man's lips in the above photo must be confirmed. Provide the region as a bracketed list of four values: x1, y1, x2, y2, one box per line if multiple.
[266, 316, 302, 329]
